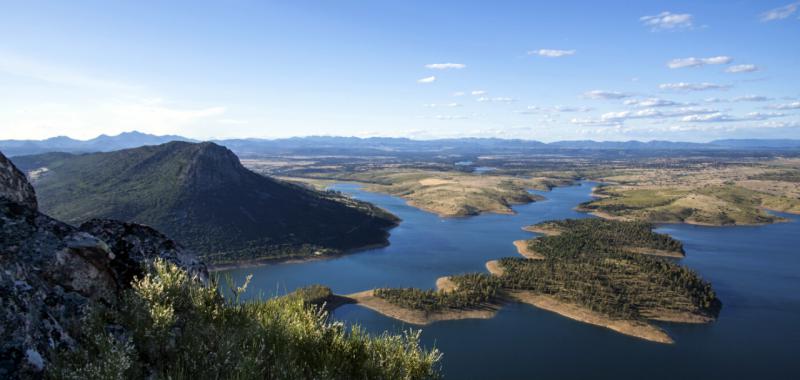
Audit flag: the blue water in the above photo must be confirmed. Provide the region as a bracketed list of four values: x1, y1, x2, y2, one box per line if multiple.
[223, 182, 800, 379]
[473, 166, 497, 174]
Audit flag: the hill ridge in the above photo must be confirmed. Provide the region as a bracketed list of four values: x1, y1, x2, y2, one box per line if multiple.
[10, 142, 399, 264]
[3, 131, 800, 157]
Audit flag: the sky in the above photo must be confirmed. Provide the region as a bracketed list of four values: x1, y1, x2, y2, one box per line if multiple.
[0, 0, 799, 142]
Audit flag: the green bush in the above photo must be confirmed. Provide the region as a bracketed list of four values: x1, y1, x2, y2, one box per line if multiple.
[50, 260, 441, 380]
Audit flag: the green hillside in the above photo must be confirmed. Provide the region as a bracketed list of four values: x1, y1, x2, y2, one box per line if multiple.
[13, 142, 398, 264]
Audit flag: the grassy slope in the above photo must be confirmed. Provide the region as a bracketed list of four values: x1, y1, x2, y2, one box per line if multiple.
[581, 185, 787, 225]
[280, 169, 570, 217]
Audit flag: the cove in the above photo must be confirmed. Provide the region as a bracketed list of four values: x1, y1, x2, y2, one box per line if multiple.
[222, 182, 800, 379]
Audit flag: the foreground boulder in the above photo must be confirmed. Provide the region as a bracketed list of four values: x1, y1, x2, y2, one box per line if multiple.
[0, 151, 206, 378]
[79, 219, 208, 287]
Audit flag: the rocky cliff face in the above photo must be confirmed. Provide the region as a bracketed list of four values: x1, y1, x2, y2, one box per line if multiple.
[0, 150, 206, 379]
[0, 152, 37, 210]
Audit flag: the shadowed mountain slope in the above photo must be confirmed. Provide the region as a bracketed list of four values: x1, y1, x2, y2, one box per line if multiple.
[13, 141, 398, 263]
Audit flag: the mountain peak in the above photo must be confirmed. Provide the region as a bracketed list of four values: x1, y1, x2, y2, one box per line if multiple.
[17, 141, 398, 262]
[179, 142, 251, 188]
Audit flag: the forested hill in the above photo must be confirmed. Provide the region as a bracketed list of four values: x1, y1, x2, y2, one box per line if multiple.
[11, 141, 398, 263]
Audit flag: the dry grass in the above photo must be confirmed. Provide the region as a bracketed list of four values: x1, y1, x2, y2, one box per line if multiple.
[359, 170, 558, 217]
[583, 160, 800, 225]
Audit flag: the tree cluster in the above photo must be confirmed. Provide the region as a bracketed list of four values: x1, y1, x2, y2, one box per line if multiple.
[374, 274, 501, 313]
[528, 218, 684, 258]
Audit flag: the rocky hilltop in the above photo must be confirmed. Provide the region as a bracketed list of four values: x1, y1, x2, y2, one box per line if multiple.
[13, 141, 398, 264]
[0, 150, 206, 378]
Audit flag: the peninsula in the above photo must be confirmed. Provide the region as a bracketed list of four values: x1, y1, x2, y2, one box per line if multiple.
[333, 218, 719, 344]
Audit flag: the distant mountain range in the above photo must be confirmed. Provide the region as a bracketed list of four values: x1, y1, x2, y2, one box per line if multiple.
[2, 131, 800, 157]
[10, 141, 398, 264]
[0, 131, 195, 156]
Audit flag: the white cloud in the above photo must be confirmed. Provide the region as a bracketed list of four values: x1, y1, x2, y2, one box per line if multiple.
[529, 49, 576, 58]
[0, 51, 228, 140]
[760, 2, 800, 21]
[518, 105, 592, 114]
[659, 82, 730, 91]
[0, 51, 140, 92]
[681, 112, 737, 122]
[417, 76, 436, 83]
[423, 103, 461, 108]
[569, 118, 621, 127]
[657, 120, 800, 133]
[624, 98, 680, 107]
[477, 96, 515, 103]
[665, 107, 719, 117]
[571, 107, 721, 125]
[433, 115, 470, 120]
[767, 101, 800, 110]
[0, 100, 227, 140]
[599, 111, 633, 122]
[216, 118, 249, 125]
[552, 105, 592, 112]
[759, 120, 800, 129]
[583, 90, 630, 99]
[610, 107, 717, 121]
[667, 56, 733, 69]
[452, 91, 465, 96]
[640, 12, 694, 31]
[746, 111, 786, 120]
[733, 95, 772, 102]
[680, 111, 785, 123]
[471, 90, 486, 96]
[425, 63, 466, 70]
[726, 64, 759, 73]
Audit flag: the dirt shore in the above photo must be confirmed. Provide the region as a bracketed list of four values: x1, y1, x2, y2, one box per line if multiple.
[207, 242, 391, 272]
[522, 225, 562, 236]
[507, 290, 674, 344]
[484, 259, 677, 344]
[513, 240, 545, 259]
[342, 290, 498, 325]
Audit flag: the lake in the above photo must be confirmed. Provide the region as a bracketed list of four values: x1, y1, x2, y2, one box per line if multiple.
[222, 182, 800, 379]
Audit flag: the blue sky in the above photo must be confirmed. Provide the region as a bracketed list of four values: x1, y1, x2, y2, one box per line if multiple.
[1, 1, 798, 142]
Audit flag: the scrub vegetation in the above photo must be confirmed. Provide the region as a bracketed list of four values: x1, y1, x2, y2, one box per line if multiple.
[373, 274, 502, 313]
[580, 185, 785, 225]
[50, 260, 441, 380]
[525, 218, 684, 258]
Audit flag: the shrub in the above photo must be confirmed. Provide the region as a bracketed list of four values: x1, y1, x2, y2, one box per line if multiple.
[50, 260, 441, 380]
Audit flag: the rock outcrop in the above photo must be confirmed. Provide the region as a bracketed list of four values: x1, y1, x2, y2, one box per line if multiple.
[80, 218, 208, 286]
[0, 152, 37, 210]
[0, 151, 206, 378]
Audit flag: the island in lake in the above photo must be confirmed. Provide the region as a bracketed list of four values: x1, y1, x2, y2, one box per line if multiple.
[327, 218, 721, 344]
